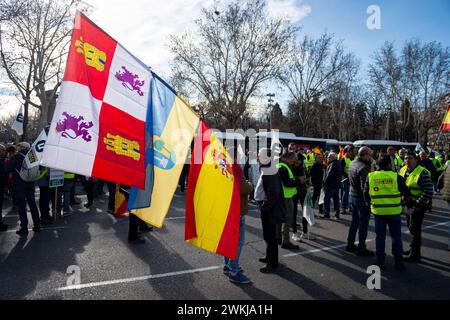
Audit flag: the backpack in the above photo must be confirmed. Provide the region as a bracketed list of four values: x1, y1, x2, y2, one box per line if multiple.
[16, 152, 40, 182]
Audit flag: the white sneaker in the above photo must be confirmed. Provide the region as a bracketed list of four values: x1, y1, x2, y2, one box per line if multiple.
[292, 233, 303, 242]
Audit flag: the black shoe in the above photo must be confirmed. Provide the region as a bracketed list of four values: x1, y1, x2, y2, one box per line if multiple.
[281, 242, 299, 250]
[259, 257, 268, 263]
[41, 218, 53, 225]
[345, 245, 358, 253]
[128, 238, 146, 244]
[357, 249, 374, 257]
[404, 255, 421, 263]
[33, 226, 41, 232]
[320, 214, 330, 219]
[139, 224, 154, 232]
[71, 201, 80, 205]
[0, 223, 8, 232]
[395, 263, 406, 271]
[16, 228, 28, 236]
[402, 250, 411, 256]
[84, 202, 94, 209]
[277, 239, 282, 245]
[260, 265, 279, 273]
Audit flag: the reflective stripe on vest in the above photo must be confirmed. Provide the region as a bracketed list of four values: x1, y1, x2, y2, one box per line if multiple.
[276, 162, 298, 199]
[344, 157, 351, 174]
[368, 171, 402, 215]
[399, 165, 428, 202]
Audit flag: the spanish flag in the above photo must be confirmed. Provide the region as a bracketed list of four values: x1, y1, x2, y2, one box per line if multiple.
[312, 146, 327, 166]
[185, 121, 241, 259]
[440, 100, 450, 131]
[338, 145, 344, 160]
[114, 185, 128, 217]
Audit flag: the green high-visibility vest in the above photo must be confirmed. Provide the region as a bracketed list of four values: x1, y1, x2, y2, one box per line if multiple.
[399, 165, 429, 202]
[276, 162, 298, 199]
[394, 155, 404, 171]
[433, 157, 443, 172]
[344, 157, 352, 175]
[368, 170, 402, 215]
[305, 154, 315, 170]
[64, 172, 75, 179]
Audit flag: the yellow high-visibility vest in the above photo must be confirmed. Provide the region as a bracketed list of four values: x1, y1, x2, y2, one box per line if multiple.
[276, 162, 298, 199]
[399, 165, 429, 202]
[368, 170, 402, 215]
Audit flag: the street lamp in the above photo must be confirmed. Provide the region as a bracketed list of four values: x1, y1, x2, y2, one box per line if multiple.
[267, 93, 275, 130]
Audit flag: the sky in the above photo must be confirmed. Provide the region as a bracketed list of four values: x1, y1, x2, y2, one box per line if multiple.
[1, 0, 449, 118]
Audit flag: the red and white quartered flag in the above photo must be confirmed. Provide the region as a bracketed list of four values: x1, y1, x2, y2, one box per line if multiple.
[41, 12, 151, 189]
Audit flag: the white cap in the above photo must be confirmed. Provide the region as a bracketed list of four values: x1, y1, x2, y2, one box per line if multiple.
[17, 142, 30, 149]
[258, 148, 272, 165]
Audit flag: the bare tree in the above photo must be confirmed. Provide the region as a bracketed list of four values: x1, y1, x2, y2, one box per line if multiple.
[368, 40, 449, 144]
[169, 0, 298, 129]
[0, 0, 87, 140]
[283, 32, 359, 137]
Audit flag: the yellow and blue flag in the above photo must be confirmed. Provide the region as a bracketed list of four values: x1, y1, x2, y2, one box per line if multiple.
[130, 72, 199, 227]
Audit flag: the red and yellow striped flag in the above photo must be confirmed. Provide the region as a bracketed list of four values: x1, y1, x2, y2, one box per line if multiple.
[114, 185, 128, 218]
[440, 100, 450, 131]
[185, 121, 241, 259]
[338, 145, 344, 160]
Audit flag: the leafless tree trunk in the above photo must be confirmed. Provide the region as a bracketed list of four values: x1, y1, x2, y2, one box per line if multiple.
[0, 0, 89, 140]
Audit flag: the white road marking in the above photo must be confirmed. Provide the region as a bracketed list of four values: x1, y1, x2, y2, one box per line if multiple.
[56, 266, 220, 291]
[165, 216, 185, 221]
[283, 221, 448, 258]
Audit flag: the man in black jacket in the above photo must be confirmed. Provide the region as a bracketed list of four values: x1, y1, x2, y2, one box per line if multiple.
[346, 147, 374, 256]
[322, 152, 342, 219]
[254, 148, 286, 273]
[0, 144, 8, 231]
[5, 142, 41, 236]
[310, 154, 324, 215]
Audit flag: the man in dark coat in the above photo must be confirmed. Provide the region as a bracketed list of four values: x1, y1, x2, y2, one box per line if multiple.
[5, 142, 40, 236]
[321, 152, 342, 220]
[255, 148, 286, 273]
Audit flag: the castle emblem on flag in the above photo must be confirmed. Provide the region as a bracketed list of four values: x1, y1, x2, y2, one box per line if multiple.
[75, 36, 106, 71]
[103, 133, 141, 161]
[56, 112, 94, 142]
[115, 66, 145, 96]
[212, 148, 234, 181]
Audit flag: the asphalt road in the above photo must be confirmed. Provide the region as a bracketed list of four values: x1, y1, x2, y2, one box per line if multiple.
[0, 186, 449, 300]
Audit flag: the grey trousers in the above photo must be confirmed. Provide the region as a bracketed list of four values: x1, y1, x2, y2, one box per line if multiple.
[277, 197, 293, 244]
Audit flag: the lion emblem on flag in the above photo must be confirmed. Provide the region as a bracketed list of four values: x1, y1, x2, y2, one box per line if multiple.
[56, 112, 94, 142]
[115, 66, 145, 96]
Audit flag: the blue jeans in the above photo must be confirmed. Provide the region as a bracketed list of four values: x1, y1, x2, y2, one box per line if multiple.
[14, 184, 40, 229]
[340, 178, 350, 210]
[63, 179, 74, 210]
[347, 196, 370, 250]
[224, 216, 245, 274]
[323, 187, 340, 217]
[374, 215, 403, 266]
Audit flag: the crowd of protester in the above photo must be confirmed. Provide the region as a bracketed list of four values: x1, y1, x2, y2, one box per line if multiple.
[0, 140, 449, 285]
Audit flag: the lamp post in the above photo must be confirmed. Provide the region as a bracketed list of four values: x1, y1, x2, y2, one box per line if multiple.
[267, 93, 275, 130]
